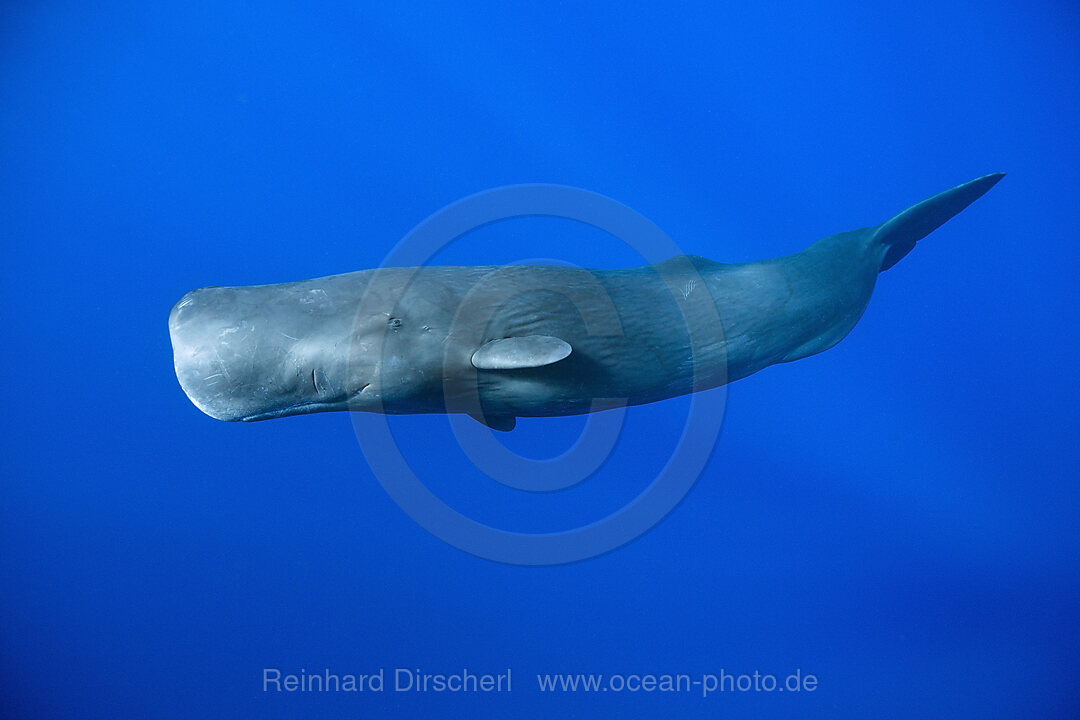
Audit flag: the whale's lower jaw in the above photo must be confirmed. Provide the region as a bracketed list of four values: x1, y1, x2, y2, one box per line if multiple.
[231, 384, 376, 422]
[238, 401, 348, 422]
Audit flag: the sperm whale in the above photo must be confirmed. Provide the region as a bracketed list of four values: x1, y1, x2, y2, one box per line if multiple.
[169, 173, 1004, 430]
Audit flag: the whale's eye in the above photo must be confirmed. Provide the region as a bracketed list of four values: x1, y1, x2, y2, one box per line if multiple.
[387, 317, 403, 330]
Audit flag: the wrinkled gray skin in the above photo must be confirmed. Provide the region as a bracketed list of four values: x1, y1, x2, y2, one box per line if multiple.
[170, 174, 1003, 430]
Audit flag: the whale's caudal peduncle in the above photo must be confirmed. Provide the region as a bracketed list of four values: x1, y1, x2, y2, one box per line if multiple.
[169, 173, 1004, 430]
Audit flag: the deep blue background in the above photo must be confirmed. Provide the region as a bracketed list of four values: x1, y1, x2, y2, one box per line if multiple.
[2, 2, 1078, 718]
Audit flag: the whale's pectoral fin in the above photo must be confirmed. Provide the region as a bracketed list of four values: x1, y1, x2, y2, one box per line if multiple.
[469, 412, 517, 432]
[471, 335, 573, 370]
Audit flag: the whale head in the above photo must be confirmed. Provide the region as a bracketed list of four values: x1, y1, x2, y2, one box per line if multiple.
[168, 275, 435, 422]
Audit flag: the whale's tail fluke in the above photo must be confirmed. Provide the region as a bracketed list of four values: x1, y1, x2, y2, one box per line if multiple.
[874, 172, 1005, 271]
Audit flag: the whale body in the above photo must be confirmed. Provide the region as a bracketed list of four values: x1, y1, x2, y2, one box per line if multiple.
[169, 173, 1003, 430]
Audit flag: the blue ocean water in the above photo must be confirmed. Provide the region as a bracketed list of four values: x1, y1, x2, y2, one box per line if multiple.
[2, 1, 1078, 717]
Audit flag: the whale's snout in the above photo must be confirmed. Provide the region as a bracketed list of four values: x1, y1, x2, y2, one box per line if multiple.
[169, 286, 270, 421]
[169, 283, 369, 422]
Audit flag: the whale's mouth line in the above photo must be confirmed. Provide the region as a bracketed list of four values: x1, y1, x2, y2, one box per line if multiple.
[239, 383, 371, 422]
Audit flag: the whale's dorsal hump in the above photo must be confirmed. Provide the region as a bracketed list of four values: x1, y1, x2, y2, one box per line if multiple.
[471, 335, 572, 370]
